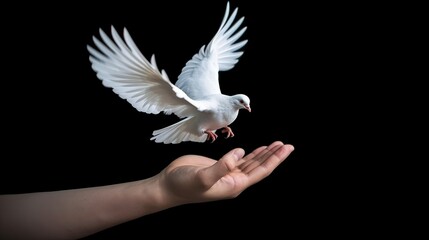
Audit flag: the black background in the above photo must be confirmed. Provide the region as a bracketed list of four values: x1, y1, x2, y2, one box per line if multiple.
[1, 0, 394, 238]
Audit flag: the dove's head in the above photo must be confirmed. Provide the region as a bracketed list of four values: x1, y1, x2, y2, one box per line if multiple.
[233, 94, 251, 112]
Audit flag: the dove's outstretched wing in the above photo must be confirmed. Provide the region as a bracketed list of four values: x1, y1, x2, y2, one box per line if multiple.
[175, 2, 248, 99]
[88, 26, 204, 118]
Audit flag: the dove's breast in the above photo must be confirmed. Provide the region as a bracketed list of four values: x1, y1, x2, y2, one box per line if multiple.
[197, 111, 238, 133]
[194, 95, 239, 133]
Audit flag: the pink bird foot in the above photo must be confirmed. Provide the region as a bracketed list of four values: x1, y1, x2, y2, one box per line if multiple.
[221, 127, 235, 138]
[205, 131, 218, 143]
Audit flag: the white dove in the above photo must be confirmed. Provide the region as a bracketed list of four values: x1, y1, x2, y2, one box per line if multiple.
[87, 2, 250, 144]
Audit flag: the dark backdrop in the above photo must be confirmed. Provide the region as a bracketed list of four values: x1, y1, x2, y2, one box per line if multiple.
[1, 0, 381, 238]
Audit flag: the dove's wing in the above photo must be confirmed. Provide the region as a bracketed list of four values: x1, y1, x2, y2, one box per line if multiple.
[175, 2, 248, 99]
[88, 26, 205, 118]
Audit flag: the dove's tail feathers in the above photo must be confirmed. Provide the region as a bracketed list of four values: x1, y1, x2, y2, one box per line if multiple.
[151, 118, 207, 144]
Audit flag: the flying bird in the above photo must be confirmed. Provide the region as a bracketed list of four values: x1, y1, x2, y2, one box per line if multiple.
[87, 2, 250, 144]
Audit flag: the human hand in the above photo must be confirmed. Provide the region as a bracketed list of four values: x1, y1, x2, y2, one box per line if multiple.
[157, 141, 294, 205]
[0, 141, 293, 240]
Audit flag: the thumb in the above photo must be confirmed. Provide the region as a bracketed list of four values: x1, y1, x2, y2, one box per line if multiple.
[198, 148, 245, 189]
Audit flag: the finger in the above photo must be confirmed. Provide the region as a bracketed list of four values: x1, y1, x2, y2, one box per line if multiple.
[246, 144, 294, 186]
[239, 141, 285, 170]
[239, 141, 283, 167]
[252, 141, 285, 162]
[236, 146, 267, 165]
[240, 144, 284, 173]
[197, 148, 245, 189]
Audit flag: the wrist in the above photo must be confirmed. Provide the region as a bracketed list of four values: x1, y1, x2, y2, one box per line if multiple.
[135, 175, 183, 215]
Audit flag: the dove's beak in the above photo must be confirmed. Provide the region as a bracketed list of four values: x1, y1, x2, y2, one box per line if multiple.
[245, 105, 251, 112]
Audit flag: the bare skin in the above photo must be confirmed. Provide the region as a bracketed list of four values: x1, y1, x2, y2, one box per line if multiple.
[0, 141, 294, 240]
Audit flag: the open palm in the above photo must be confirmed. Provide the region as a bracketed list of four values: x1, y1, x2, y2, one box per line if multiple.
[159, 141, 294, 204]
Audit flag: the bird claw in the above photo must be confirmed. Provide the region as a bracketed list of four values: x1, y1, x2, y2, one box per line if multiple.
[205, 131, 218, 143]
[221, 127, 235, 138]
[205, 127, 234, 143]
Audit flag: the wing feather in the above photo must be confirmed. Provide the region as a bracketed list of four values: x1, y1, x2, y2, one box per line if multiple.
[175, 1, 247, 99]
[88, 26, 205, 117]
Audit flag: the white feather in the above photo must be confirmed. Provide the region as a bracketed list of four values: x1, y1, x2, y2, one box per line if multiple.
[88, 1, 250, 144]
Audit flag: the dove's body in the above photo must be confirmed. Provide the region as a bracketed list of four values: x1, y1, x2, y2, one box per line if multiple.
[152, 94, 250, 144]
[88, 2, 250, 144]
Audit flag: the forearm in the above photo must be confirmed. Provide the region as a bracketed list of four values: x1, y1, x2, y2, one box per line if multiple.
[0, 176, 175, 240]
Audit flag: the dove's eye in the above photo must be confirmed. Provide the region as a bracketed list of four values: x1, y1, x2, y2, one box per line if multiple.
[239, 100, 244, 104]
